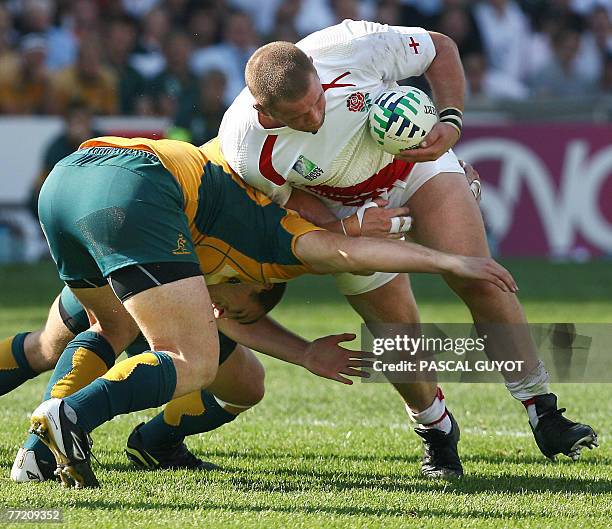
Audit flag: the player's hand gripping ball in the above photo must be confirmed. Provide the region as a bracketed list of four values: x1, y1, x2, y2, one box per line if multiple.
[368, 86, 438, 155]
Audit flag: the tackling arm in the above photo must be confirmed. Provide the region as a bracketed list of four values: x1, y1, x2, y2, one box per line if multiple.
[285, 189, 414, 239]
[284, 188, 339, 226]
[294, 230, 518, 293]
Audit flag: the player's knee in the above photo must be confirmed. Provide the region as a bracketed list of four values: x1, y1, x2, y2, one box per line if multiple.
[38, 341, 65, 370]
[91, 318, 140, 353]
[191, 348, 221, 389]
[446, 275, 503, 303]
[25, 330, 59, 372]
[196, 364, 219, 390]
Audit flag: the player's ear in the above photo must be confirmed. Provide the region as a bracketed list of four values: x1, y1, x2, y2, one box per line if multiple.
[253, 103, 268, 115]
[260, 283, 274, 292]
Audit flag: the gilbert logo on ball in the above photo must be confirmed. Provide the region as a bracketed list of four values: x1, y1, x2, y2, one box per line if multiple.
[368, 87, 438, 155]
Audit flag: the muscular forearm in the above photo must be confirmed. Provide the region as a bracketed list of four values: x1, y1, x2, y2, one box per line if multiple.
[426, 32, 465, 112]
[284, 189, 392, 236]
[284, 188, 338, 226]
[216, 316, 310, 366]
[295, 231, 455, 275]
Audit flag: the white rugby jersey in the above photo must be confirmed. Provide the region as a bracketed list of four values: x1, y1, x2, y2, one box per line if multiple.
[219, 20, 436, 207]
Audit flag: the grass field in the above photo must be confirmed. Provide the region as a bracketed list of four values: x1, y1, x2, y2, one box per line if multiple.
[0, 260, 611, 528]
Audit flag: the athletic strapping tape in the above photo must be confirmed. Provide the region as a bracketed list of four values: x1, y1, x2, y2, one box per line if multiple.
[355, 201, 412, 235]
[355, 201, 379, 227]
[390, 216, 412, 234]
[470, 179, 481, 201]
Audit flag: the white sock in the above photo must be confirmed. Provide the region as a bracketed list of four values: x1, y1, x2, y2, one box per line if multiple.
[505, 360, 550, 401]
[522, 398, 540, 428]
[504, 360, 551, 428]
[406, 387, 452, 434]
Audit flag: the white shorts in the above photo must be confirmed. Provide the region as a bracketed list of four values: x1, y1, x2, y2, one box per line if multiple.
[332, 150, 464, 296]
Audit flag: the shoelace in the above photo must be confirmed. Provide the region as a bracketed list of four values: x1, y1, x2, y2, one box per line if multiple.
[85, 432, 101, 466]
[419, 431, 454, 459]
[90, 451, 101, 466]
[539, 407, 574, 432]
[165, 444, 202, 467]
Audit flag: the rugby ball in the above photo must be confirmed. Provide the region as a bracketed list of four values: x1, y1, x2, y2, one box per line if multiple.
[368, 87, 438, 155]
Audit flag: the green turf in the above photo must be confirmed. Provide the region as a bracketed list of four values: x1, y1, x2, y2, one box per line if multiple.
[0, 261, 610, 528]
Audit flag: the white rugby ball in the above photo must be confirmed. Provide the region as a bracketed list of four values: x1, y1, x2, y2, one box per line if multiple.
[368, 87, 438, 155]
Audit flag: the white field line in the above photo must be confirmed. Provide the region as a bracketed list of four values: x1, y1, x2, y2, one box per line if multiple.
[281, 417, 535, 437]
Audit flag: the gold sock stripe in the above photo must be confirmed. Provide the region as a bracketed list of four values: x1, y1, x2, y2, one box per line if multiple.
[163, 391, 206, 427]
[50, 347, 109, 398]
[125, 446, 159, 468]
[0, 336, 19, 370]
[102, 352, 160, 382]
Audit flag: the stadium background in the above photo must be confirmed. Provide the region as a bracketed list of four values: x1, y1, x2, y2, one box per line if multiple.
[0, 1, 611, 528]
[0, 0, 611, 262]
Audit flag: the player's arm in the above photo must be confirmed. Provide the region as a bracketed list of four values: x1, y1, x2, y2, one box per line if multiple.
[284, 188, 337, 225]
[395, 31, 465, 163]
[424, 32, 465, 118]
[285, 189, 413, 239]
[345, 21, 464, 162]
[216, 316, 371, 385]
[294, 231, 518, 293]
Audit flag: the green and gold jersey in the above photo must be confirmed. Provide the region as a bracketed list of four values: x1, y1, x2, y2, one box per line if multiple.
[78, 136, 322, 285]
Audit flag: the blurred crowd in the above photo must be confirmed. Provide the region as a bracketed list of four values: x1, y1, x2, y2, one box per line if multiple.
[0, 0, 611, 143]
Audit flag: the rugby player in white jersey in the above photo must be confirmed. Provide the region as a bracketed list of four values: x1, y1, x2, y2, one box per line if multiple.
[219, 20, 598, 477]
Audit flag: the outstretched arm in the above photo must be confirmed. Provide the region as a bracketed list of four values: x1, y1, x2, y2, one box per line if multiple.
[294, 230, 518, 293]
[216, 316, 371, 385]
[285, 189, 413, 239]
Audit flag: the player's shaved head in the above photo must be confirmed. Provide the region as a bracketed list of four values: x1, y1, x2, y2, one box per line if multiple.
[246, 41, 317, 109]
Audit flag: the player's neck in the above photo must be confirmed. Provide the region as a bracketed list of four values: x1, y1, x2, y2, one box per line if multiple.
[257, 112, 285, 129]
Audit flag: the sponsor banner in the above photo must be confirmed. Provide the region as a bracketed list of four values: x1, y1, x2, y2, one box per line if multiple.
[456, 124, 612, 258]
[361, 323, 612, 383]
[1, 119, 610, 258]
[0, 117, 168, 204]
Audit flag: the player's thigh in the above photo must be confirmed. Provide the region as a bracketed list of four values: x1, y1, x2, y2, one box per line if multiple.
[408, 171, 489, 257]
[208, 344, 265, 407]
[407, 172, 503, 301]
[344, 273, 420, 324]
[70, 285, 139, 353]
[122, 275, 219, 386]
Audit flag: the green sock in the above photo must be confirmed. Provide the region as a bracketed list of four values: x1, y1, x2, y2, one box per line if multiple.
[0, 333, 36, 396]
[44, 330, 116, 400]
[138, 390, 237, 448]
[125, 335, 150, 357]
[64, 351, 177, 432]
[23, 331, 116, 468]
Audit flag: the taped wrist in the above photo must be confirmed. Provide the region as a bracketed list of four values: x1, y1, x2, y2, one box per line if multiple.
[355, 202, 379, 234]
[439, 107, 463, 136]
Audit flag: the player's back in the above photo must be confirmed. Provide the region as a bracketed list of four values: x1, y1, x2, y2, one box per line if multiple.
[195, 139, 319, 285]
[75, 136, 319, 285]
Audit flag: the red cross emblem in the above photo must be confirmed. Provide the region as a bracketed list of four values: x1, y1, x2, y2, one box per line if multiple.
[408, 37, 420, 54]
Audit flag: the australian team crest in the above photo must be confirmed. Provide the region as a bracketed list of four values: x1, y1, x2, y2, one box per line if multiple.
[346, 91, 371, 112]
